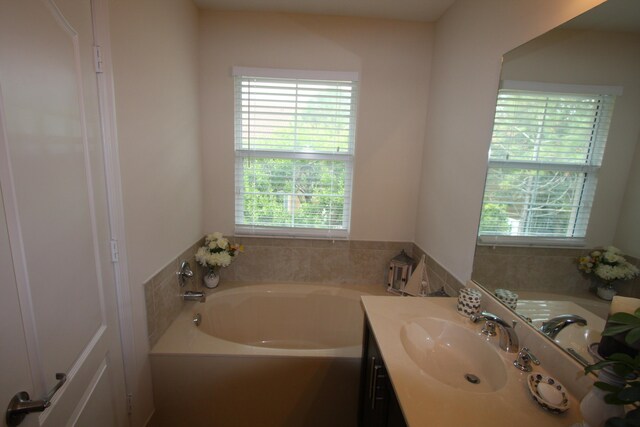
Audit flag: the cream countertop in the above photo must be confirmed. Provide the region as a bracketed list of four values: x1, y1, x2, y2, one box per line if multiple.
[361, 296, 584, 427]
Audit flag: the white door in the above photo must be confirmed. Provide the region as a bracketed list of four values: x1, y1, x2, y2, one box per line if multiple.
[0, 0, 127, 426]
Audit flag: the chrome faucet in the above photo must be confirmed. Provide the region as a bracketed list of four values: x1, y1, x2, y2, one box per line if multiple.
[540, 314, 587, 339]
[176, 260, 194, 287]
[513, 347, 540, 372]
[182, 290, 205, 302]
[470, 311, 519, 353]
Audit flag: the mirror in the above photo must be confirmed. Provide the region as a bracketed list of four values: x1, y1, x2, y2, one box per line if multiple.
[472, 0, 640, 366]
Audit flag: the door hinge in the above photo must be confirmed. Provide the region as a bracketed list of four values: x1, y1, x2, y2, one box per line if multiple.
[94, 45, 104, 73]
[126, 393, 133, 415]
[110, 239, 119, 263]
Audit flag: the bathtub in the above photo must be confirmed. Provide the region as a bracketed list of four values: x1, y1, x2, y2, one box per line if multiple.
[149, 283, 386, 427]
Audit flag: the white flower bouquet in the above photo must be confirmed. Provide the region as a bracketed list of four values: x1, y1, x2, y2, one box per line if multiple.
[195, 232, 243, 269]
[578, 246, 639, 283]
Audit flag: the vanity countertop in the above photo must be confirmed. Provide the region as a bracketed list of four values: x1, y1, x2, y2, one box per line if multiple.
[361, 296, 585, 427]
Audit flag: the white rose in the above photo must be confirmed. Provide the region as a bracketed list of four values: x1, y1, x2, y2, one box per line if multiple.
[217, 238, 229, 249]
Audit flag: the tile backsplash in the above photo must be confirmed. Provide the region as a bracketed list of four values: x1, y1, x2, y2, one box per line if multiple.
[472, 245, 640, 297]
[144, 236, 465, 348]
[144, 239, 203, 348]
[219, 237, 413, 285]
[411, 243, 464, 296]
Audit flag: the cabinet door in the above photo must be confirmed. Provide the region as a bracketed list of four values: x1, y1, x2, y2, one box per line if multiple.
[359, 320, 390, 427]
[359, 319, 408, 427]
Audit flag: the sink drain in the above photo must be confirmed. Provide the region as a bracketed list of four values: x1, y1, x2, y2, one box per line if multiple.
[464, 373, 481, 384]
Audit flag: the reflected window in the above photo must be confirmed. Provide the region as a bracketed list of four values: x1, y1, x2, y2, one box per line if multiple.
[478, 81, 618, 245]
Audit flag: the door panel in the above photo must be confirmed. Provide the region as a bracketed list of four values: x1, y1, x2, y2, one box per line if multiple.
[0, 184, 34, 426]
[0, 0, 126, 425]
[2, 0, 103, 385]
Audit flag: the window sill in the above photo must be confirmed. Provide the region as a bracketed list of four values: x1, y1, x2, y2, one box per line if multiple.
[477, 236, 586, 249]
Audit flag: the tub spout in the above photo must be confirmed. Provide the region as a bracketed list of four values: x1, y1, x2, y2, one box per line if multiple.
[540, 314, 587, 339]
[182, 290, 205, 303]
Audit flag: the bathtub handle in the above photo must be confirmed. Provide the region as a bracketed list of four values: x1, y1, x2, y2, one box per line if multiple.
[176, 261, 194, 287]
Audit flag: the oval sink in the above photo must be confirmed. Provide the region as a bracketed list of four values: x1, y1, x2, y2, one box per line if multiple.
[400, 318, 508, 393]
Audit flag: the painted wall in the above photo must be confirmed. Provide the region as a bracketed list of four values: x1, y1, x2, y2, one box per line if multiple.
[500, 29, 640, 249]
[414, 0, 606, 283]
[108, 0, 202, 424]
[616, 135, 640, 257]
[199, 11, 433, 242]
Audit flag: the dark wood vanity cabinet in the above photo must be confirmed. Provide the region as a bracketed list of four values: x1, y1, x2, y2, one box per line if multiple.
[358, 318, 407, 427]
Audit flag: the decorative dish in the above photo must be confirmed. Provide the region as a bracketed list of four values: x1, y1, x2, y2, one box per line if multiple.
[527, 373, 570, 414]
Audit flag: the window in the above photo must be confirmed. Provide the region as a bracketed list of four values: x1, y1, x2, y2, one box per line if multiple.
[233, 67, 359, 238]
[478, 81, 619, 246]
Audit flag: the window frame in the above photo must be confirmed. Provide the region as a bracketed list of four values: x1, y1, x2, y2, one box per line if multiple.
[233, 67, 359, 239]
[477, 81, 621, 247]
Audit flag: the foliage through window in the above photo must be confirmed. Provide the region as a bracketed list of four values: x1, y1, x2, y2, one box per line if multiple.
[233, 68, 358, 238]
[478, 82, 616, 244]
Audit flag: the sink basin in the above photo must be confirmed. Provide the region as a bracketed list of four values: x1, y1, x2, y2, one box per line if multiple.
[400, 318, 508, 393]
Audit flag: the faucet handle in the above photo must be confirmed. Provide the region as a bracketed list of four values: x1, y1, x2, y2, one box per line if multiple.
[470, 312, 500, 336]
[176, 260, 194, 287]
[480, 320, 497, 337]
[513, 347, 540, 372]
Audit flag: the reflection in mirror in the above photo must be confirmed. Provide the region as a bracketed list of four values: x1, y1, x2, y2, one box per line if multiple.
[472, 0, 640, 366]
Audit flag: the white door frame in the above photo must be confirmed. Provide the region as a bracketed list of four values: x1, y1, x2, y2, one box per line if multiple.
[90, 0, 136, 417]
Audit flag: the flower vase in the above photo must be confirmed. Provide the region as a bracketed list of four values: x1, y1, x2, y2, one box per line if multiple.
[203, 267, 220, 289]
[596, 282, 617, 301]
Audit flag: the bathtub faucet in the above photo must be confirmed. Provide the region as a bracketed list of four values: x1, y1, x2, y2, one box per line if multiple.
[540, 314, 587, 339]
[182, 290, 206, 303]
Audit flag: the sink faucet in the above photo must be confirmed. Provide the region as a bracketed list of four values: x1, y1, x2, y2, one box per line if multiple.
[470, 311, 519, 353]
[540, 314, 587, 339]
[513, 347, 540, 372]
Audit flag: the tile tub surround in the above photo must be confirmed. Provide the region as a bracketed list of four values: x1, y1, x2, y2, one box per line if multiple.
[412, 243, 465, 296]
[144, 238, 204, 348]
[144, 236, 466, 347]
[217, 236, 414, 285]
[473, 245, 640, 298]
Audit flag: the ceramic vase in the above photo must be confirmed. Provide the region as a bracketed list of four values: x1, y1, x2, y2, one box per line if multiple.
[578, 369, 625, 427]
[203, 267, 220, 289]
[596, 283, 617, 301]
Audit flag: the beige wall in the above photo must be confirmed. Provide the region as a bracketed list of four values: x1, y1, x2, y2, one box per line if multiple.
[501, 29, 640, 249]
[616, 135, 640, 257]
[108, 0, 202, 424]
[414, 0, 606, 283]
[199, 11, 433, 241]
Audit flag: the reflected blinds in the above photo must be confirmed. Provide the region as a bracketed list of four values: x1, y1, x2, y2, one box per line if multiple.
[233, 68, 358, 238]
[479, 85, 616, 242]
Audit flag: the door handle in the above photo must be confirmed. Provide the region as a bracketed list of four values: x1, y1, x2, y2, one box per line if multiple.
[6, 373, 66, 426]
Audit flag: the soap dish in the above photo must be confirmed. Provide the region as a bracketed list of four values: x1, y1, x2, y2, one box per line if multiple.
[527, 373, 570, 414]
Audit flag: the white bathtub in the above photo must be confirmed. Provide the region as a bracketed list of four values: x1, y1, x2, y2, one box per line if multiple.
[152, 283, 379, 357]
[149, 282, 386, 427]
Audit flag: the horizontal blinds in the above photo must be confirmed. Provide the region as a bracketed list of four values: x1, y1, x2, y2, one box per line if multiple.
[234, 70, 358, 237]
[480, 86, 616, 241]
[489, 91, 614, 165]
[234, 75, 357, 154]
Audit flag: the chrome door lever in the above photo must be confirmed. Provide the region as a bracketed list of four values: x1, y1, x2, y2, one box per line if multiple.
[6, 373, 66, 426]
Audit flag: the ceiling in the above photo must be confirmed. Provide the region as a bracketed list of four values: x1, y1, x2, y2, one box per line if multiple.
[561, 0, 640, 33]
[193, 0, 457, 22]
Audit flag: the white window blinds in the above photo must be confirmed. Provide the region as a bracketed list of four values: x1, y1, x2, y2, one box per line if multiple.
[233, 68, 359, 238]
[478, 83, 617, 244]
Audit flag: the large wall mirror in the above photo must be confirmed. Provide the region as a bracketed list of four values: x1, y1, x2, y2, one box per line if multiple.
[472, 0, 640, 366]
